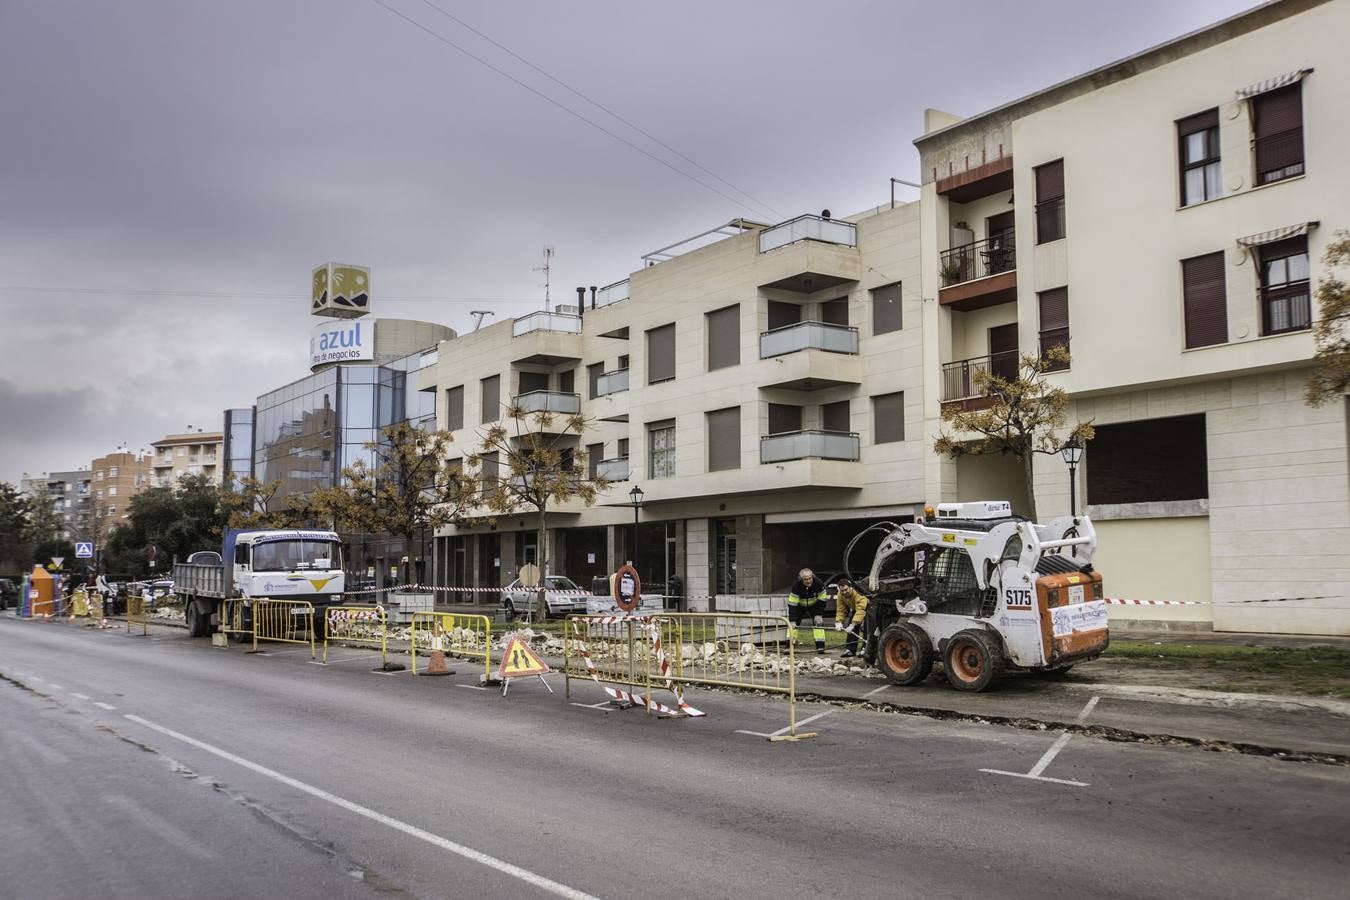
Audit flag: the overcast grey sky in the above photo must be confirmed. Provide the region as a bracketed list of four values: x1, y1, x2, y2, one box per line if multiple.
[0, 0, 1257, 484]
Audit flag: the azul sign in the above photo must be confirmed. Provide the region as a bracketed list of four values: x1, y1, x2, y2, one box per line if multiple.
[310, 319, 374, 368]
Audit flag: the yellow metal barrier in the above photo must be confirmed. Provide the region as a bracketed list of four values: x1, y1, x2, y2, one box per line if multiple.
[564, 612, 815, 740]
[251, 599, 316, 659]
[410, 611, 493, 682]
[126, 590, 149, 636]
[219, 598, 248, 638]
[323, 605, 389, 665]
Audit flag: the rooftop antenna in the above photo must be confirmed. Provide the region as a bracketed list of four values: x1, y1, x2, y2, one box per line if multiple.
[533, 245, 555, 312]
[469, 310, 495, 332]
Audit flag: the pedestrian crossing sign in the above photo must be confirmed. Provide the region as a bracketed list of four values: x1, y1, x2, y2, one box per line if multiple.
[498, 636, 550, 678]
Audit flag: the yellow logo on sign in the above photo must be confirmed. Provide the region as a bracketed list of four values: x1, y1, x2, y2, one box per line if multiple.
[942, 533, 956, 543]
[308, 578, 333, 591]
[498, 636, 550, 678]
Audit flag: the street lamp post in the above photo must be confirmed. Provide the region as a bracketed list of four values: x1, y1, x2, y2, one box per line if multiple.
[627, 485, 644, 567]
[1060, 438, 1084, 517]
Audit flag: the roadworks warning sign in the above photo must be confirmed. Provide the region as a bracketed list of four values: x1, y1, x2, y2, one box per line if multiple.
[499, 636, 551, 679]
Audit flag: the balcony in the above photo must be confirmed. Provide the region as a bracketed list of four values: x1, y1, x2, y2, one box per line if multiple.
[591, 279, 629, 309]
[756, 216, 861, 293]
[596, 458, 630, 482]
[936, 154, 1014, 203]
[938, 228, 1017, 311]
[759, 321, 859, 358]
[941, 351, 1018, 406]
[595, 368, 629, 396]
[513, 390, 581, 416]
[760, 430, 860, 464]
[510, 311, 583, 365]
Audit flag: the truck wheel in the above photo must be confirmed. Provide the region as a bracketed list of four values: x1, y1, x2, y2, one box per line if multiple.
[943, 630, 1004, 692]
[877, 623, 933, 686]
[185, 602, 209, 638]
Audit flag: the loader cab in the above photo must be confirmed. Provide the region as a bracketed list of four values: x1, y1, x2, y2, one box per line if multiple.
[916, 545, 995, 617]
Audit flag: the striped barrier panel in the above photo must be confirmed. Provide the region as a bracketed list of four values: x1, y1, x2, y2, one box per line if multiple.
[410, 612, 493, 682]
[323, 605, 390, 665]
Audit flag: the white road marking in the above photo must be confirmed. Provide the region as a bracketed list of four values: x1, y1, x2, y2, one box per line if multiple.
[72, 693, 90, 700]
[122, 715, 597, 900]
[736, 709, 834, 738]
[570, 701, 612, 710]
[980, 695, 1098, 788]
[1027, 732, 1075, 777]
[47, 683, 65, 691]
[1075, 695, 1100, 724]
[94, 702, 117, 711]
[455, 684, 490, 691]
[863, 685, 891, 698]
[978, 768, 1088, 787]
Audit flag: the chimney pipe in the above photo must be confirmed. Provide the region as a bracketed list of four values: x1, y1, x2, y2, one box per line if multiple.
[576, 286, 586, 309]
[590, 286, 598, 307]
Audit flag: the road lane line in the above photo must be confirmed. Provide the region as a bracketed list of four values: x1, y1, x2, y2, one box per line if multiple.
[122, 714, 599, 900]
[863, 685, 891, 698]
[455, 684, 490, 691]
[72, 693, 90, 700]
[94, 702, 117, 710]
[977, 768, 1088, 787]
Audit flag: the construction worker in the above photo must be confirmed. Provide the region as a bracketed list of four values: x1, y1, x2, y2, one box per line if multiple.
[834, 577, 868, 657]
[787, 568, 828, 654]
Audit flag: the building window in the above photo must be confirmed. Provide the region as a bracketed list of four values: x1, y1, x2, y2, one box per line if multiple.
[819, 297, 848, 326]
[821, 400, 850, 433]
[647, 323, 676, 384]
[1034, 159, 1066, 243]
[706, 305, 740, 371]
[558, 369, 575, 394]
[445, 385, 464, 430]
[177, 447, 185, 457]
[1259, 237, 1311, 335]
[107, 486, 117, 497]
[96, 471, 104, 481]
[618, 438, 629, 459]
[1252, 83, 1304, 185]
[587, 362, 605, 399]
[648, 420, 676, 478]
[1181, 252, 1228, 348]
[1038, 287, 1070, 370]
[480, 451, 499, 494]
[768, 403, 803, 435]
[1178, 109, 1221, 206]
[1088, 415, 1207, 504]
[587, 442, 604, 479]
[872, 392, 905, 444]
[706, 407, 740, 472]
[870, 282, 902, 335]
[109, 466, 119, 477]
[480, 375, 500, 424]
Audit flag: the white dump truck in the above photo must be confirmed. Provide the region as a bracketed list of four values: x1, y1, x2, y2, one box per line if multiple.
[173, 528, 346, 637]
[856, 501, 1108, 691]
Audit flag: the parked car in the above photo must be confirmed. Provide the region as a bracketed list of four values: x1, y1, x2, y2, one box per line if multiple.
[0, 578, 17, 610]
[501, 575, 588, 620]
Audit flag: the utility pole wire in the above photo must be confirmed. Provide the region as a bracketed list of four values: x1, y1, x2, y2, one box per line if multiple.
[365, 0, 780, 221]
[415, 0, 784, 220]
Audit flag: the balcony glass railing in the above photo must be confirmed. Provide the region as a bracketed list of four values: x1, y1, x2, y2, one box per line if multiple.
[596, 458, 630, 481]
[596, 368, 629, 396]
[511, 311, 582, 337]
[592, 279, 630, 308]
[513, 390, 581, 415]
[940, 227, 1016, 287]
[760, 430, 860, 464]
[759, 321, 859, 358]
[758, 215, 857, 253]
[941, 350, 1019, 401]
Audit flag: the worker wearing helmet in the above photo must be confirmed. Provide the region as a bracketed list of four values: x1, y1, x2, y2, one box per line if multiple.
[787, 568, 828, 654]
[834, 577, 868, 658]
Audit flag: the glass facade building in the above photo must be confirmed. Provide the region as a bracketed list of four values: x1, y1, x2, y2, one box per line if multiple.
[222, 408, 255, 488]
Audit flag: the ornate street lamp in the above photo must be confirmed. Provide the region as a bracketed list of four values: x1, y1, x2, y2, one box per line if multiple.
[1060, 438, 1084, 516]
[627, 484, 644, 567]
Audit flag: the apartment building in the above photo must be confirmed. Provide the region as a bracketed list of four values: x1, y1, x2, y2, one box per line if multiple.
[91, 451, 152, 536]
[420, 204, 925, 600]
[21, 469, 94, 541]
[915, 0, 1348, 635]
[150, 430, 224, 486]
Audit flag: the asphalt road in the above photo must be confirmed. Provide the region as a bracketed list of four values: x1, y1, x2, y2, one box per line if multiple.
[2, 615, 1346, 900]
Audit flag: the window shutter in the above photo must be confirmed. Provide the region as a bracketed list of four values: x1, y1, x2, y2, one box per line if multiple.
[768, 403, 803, 435]
[706, 305, 740, 371]
[558, 369, 575, 394]
[1181, 253, 1228, 348]
[822, 400, 850, 433]
[646, 323, 676, 383]
[870, 283, 903, 335]
[445, 385, 464, 430]
[1177, 108, 1219, 137]
[1252, 84, 1302, 138]
[767, 301, 800, 331]
[587, 443, 603, 479]
[480, 375, 499, 423]
[1035, 160, 1064, 200]
[707, 407, 741, 472]
[872, 392, 905, 444]
[1038, 287, 1069, 331]
[518, 371, 549, 394]
[819, 297, 849, 326]
[587, 362, 604, 399]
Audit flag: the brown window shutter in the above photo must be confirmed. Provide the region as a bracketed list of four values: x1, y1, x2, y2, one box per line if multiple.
[872, 392, 905, 444]
[587, 362, 604, 399]
[646, 323, 676, 383]
[870, 282, 902, 335]
[587, 443, 603, 479]
[1177, 108, 1219, 137]
[768, 403, 802, 435]
[819, 297, 849, 326]
[445, 385, 464, 430]
[558, 369, 575, 394]
[1181, 252, 1228, 349]
[1253, 84, 1302, 138]
[1035, 160, 1064, 201]
[518, 371, 549, 394]
[706, 305, 740, 371]
[480, 375, 499, 423]
[767, 300, 801, 331]
[822, 400, 850, 433]
[707, 406, 741, 472]
[1038, 287, 1069, 330]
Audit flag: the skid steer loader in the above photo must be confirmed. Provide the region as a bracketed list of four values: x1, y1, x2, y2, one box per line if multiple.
[854, 501, 1108, 692]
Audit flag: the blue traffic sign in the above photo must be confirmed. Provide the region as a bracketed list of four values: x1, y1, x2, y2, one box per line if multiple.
[75, 542, 94, 559]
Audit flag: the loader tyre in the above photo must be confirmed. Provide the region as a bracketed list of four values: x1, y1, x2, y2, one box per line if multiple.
[877, 622, 933, 686]
[943, 629, 1004, 692]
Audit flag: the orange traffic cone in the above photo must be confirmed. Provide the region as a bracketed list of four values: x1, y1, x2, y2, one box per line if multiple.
[425, 620, 454, 676]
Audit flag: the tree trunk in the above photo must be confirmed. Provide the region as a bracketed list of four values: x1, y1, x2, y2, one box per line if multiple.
[1022, 452, 1038, 522]
[535, 501, 548, 620]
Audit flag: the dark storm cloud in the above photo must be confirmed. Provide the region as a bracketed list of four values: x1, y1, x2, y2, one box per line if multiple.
[0, 0, 1258, 482]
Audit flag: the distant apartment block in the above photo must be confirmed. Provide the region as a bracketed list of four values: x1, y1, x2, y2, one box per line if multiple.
[151, 430, 224, 486]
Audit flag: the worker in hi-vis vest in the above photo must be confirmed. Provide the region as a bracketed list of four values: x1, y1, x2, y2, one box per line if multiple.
[787, 568, 829, 654]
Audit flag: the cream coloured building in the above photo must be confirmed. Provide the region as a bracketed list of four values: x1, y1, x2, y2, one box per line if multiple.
[916, 0, 1348, 635]
[151, 430, 224, 486]
[420, 0, 1347, 635]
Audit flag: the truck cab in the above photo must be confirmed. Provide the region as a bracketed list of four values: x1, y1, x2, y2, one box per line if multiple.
[228, 530, 345, 602]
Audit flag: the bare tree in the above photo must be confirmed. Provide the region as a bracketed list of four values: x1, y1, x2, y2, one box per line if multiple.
[1306, 230, 1350, 407]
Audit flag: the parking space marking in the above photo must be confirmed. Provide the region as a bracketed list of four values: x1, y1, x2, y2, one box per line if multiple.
[72, 693, 90, 700]
[94, 702, 117, 711]
[570, 701, 613, 710]
[980, 695, 1098, 788]
[455, 684, 491, 691]
[47, 683, 65, 691]
[308, 655, 377, 666]
[863, 685, 891, 698]
[1076, 695, 1100, 723]
[736, 709, 833, 739]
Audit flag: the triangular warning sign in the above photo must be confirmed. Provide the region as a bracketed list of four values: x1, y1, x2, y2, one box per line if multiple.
[498, 635, 550, 679]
